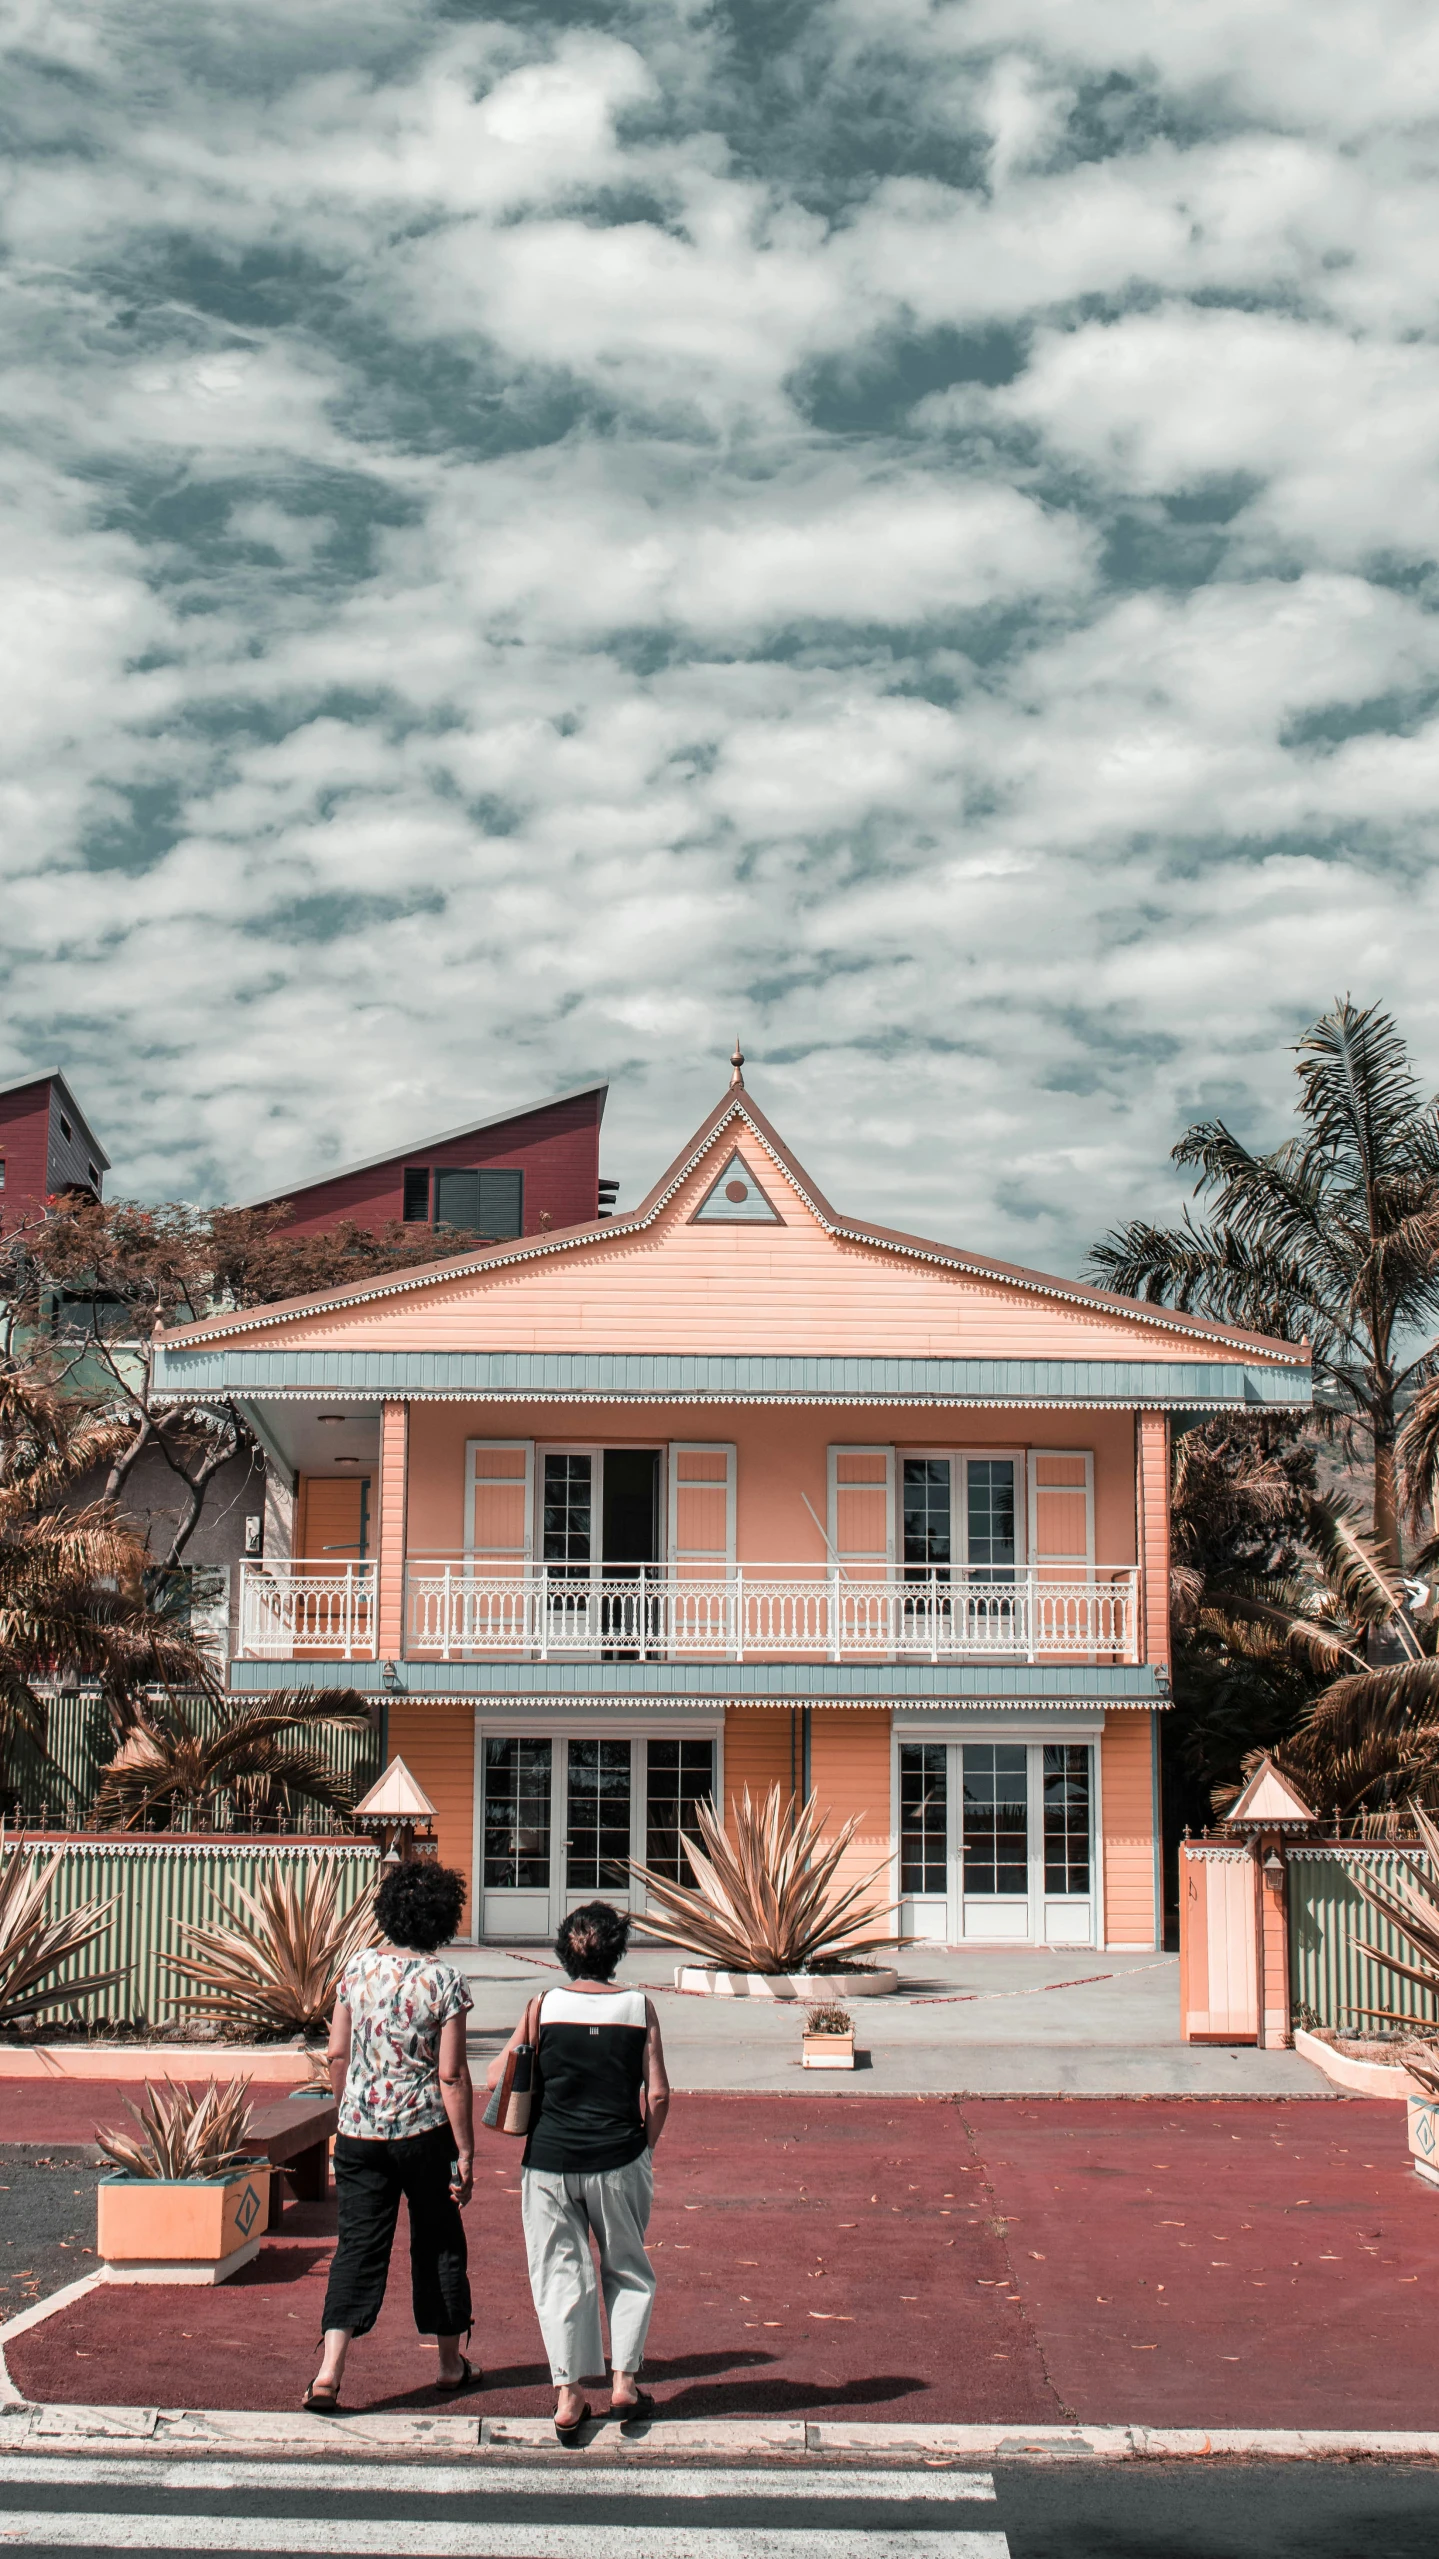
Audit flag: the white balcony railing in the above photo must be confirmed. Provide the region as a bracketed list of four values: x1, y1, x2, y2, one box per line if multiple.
[239, 1561, 377, 1659]
[401, 1561, 1139, 1665]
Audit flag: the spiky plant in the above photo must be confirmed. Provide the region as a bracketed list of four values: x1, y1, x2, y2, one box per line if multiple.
[165, 1860, 381, 2036]
[1340, 1799, 1439, 2032]
[92, 1689, 369, 1832]
[627, 1784, 897, 1974]
[0, 1829, 126, 2029]
[95, 2075, 255, 2180]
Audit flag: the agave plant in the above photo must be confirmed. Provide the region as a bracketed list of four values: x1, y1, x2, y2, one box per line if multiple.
[627, 1783, 897, 1974]
[95, 2075, 254, 2180]
[165, 1859, 381, 2036]
[0, 1828, 125, 2029]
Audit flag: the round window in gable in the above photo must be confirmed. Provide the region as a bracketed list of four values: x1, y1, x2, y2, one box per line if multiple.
[725, 1179, 749, 1202]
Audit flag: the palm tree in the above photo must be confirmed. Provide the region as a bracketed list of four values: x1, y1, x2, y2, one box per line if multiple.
[92, 1688, 371, 1832]
[0, 1366, 213, 1791]
[1089, 999, 1439, 1567]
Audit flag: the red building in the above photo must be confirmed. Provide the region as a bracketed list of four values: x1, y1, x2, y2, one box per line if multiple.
[239, 1083, 611, 1242]
[0, 1072, 109, 1229]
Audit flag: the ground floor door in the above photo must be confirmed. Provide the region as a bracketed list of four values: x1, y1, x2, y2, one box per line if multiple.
[476, 1730, 718, 1941]
[898, 1738, 1096, 1947]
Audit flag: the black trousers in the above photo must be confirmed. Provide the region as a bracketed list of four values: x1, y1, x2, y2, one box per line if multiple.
[322, 2126, 471, 2342]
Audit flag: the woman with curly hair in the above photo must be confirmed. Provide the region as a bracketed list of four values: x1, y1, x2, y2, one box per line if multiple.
[489, 1898, 670, 2445]
[305, 1860, 476, 2413]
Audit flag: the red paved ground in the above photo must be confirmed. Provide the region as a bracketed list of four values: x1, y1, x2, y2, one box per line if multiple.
[1, 2081, 302, 2145]
[8, 2097, 1437, 2428]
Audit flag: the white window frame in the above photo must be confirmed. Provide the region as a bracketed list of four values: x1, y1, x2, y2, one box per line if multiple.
[889, 1718, 1105, 1951]
[470, 1709, 725, 1942]
[896, 1447, 1029, 1574]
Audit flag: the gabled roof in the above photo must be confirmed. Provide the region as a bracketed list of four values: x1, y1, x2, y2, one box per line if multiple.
[231, 1081, 607, 1210]
[0, 1069, 111, 1168]
[354, 1756, 438, 1820]
[159, 1081, 1309, 1368]
[1223, 1755, 1320, 1828]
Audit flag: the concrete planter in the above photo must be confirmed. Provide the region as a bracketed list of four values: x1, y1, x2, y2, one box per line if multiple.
[1294, 2027, 1428, 2100]
[801, 2032, 855, 2070]
[97, 2159, 271, 2284]
[0, 2044, 319, 2082]
[1408, 2098, 1439, 2188]
[676, 1967, 899, 2000]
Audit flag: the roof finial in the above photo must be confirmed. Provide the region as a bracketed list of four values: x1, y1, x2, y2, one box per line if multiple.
[729, 1035, 745, 1091]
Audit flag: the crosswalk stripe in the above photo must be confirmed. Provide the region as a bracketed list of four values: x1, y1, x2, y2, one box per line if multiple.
[0, 2516, 1010, 2557]
[0, 2459, 996, 2504]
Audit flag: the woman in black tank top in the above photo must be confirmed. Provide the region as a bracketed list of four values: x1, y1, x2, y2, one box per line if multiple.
[488, 1900, 670, 2445]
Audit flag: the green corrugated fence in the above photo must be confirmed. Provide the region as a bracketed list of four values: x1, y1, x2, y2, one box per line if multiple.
[1288, 1844, 1439, 2033]
[7, 1836, 380, 2029]
[6, 1689, 383, 1823]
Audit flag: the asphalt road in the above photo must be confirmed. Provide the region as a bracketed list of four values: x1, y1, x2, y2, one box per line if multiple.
[0, 2454, 1436, 2557]
[0, 2147, 102, 2319]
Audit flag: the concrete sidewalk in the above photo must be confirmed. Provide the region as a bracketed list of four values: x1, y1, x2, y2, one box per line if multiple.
[457, 1945, 1330, 2097]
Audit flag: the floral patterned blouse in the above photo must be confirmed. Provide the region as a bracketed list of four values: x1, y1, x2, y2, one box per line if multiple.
[336, 1948, 473, 2140]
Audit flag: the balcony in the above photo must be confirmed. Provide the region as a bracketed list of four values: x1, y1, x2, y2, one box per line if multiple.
[236, 1560, 1138, 1664]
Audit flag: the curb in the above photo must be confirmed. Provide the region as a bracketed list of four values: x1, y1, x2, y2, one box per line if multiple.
[1, 2403, 1437, 2464]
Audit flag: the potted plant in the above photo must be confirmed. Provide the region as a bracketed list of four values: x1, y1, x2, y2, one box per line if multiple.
[802, 2003, 855, 2069]
[95, 2075, 271, 2282]
[627, 1785, 901, 1998]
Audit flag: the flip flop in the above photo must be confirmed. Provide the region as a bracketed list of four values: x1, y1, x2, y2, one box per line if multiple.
[615, 2389, 655, 2430]
[554, 2400, 592, 2447]
[435, 2355, 480, 2394]
[303, 2382, 342, 2416]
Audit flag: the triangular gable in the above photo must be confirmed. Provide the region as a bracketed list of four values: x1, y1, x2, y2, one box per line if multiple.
[354, 1756, 438, 1820]
[690, 1147, 783, 1224]
[1224, 1756, 1320, 1828]
[158, 1081, 1309, 1369]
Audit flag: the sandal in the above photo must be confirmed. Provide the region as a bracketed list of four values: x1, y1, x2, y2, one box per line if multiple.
[615, 2388, 654, 2430]
[554, 2399, 592, 2447]
[436, 2354, 480, 2394]
[303, 2381, 343, 2415]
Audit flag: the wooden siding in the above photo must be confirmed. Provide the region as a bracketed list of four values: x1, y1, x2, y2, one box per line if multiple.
[376, 1400, 408, 1657]
[807, 1710, 893, 1915]
[405, 1401, 1138, 1567]
[0, 1078, 60, 1228]
[723, 1708, 797, 1833]
[260, 1089, 603, 1241]
[1101, 1710, 1157, 1947]
[1137, 1410, 1171, 1667]
[197, 1140, 1247, 1368]
[384, 1698, 475, 1933]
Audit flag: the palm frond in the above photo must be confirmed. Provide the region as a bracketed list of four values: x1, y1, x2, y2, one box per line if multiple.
[1400, 1375, 1439, 1536]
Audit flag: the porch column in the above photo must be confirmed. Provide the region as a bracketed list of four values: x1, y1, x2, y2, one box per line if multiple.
[1136, 1410, 1171, 1669]
[376, 1398, 409, 1661]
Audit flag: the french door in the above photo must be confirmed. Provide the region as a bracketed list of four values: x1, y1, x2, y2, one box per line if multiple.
[477, 1731, 717, 1941]
[897, 1738, 1096, 1947]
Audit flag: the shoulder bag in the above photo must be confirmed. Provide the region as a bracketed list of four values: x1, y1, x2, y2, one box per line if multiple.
[482, 1994, 542, 2137]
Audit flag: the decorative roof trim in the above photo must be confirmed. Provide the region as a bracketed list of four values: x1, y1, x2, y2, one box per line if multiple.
[231, 1658, 1168, 1704]
[160, 1088, 1306, 1368]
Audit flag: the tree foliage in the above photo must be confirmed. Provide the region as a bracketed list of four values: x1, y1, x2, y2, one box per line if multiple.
[1090, 998, 1439, 1564]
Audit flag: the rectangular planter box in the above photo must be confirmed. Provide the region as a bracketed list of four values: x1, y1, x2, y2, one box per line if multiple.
[802, 2034, 855, 2070]
[1408, 2098, 1439, 2187]
[97, 2159, 271, 2284]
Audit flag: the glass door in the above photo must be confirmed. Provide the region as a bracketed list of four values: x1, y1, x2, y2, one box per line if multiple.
[961, 1743, 1030, 1939]
[897, 1738, 1096, 1945]
[565, 1737, 634, 1908]
[479, 1736, 553, 1940]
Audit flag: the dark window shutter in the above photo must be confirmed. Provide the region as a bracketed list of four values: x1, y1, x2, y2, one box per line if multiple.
[432, 1167, 523, 1238]
[402, 1166, 431, 1222]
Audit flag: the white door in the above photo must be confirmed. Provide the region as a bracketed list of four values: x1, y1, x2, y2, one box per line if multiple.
[897, 1740, 1096, 1946]
[478, 1733, 719, 1941]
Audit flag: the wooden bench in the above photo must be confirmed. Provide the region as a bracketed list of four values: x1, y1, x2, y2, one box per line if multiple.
[248, 2096, 337, 2231]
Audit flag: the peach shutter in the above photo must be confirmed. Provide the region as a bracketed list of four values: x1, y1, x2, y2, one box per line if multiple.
[1026, 1450, 1094, 1580]
[827, 1445, 895, 1581]
[667, 1443, 736, 1579]
[465, 1439, 533, 1570]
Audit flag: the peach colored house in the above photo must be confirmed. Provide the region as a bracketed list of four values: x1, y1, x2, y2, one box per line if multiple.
[156, 1070, 1311, 1953]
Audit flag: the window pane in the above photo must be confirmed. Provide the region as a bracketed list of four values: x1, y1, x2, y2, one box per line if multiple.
[902, 1459, 952, 1572]
[567, 1737, 632, 1890]
[543, 1453, 592, 1570]
[962, 1742, 1028, 1895]
[645, 1738, 715, 1881]
[967, 1460, 1016, 1579]
[900, 1742, 947, 1894]
[483, 1736, 552, 1889]
[1043, 1743, 1091, 1894]
[476, 1170, 523, 1239]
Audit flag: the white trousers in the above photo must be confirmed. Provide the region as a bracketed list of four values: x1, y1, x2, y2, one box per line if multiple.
[521, 2153, 656, 2384]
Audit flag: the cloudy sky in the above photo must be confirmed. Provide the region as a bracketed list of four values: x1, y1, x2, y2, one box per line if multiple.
[5, 1, 1438, 1272]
